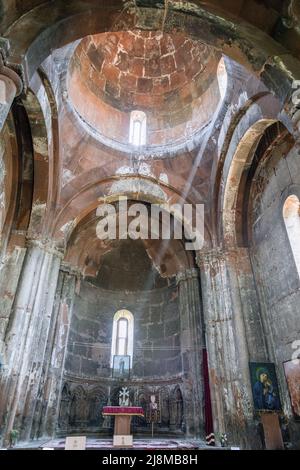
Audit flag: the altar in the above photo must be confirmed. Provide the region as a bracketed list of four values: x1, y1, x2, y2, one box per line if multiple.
[102, 406, 144, 447]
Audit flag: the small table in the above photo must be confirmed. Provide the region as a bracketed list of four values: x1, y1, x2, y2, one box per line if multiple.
[102, 406, 144, 447]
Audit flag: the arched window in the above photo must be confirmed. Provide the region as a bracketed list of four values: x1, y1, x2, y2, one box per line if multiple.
[129, 110, 146, 146]
[116, 317, 128, 356]
[111, 310, 134, 367]
[283, 195, 300, 277]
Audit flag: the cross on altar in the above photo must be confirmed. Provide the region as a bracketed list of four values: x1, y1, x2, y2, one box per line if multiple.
[119, 387, 129, 406]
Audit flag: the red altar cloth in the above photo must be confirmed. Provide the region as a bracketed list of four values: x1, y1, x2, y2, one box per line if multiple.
[102, 406, 144, 417]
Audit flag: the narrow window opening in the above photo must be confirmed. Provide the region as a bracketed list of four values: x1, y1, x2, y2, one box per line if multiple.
[283, 194, 300, 277]
[132, 120, 142, 146]
[116, 318, 128, 356]
[111, 310, 134, 367]
[129, 110, 146, 146]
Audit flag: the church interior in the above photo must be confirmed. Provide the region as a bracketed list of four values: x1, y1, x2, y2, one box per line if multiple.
[0, 0, 300, 450]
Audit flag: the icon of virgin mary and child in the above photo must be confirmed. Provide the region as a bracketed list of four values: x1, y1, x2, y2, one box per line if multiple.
[253, 367, 281, 411]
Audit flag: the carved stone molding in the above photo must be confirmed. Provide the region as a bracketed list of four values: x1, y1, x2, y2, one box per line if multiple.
[0, 55, 23, 97]
[26, 238, 65, 259]
[60, 261, 82, 278]
[175, 268, 199, 284]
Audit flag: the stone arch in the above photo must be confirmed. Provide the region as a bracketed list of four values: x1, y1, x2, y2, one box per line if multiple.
[3, 0, 300, 117]
[135, 388, 148, 428]
[53, 176, 211, 254]
[0, 115, 19, 255]
[58, 382, 71, 429]
[1, 72, 59, 252]
[222, 119, 278, 247]
[69, 385, 87, 425]
[22, 86, 49, 238]
[158, 386, 170, 428]
[170, 385, 184, 431]
[217, 89, 284, 219]
[214, 90, 292, 247]
[87, 387, 107, 427]
[63, 204, 197, 278]
[27, 68, 60, 236]
[221, 118, 294, 248]
[8, 101, 34, 242]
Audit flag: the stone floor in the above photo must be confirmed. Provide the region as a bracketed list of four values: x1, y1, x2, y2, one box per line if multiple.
[8, 437, 215, 450]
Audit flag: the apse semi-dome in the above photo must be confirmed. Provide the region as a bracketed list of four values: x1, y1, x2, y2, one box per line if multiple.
[67, 31, 222, 152]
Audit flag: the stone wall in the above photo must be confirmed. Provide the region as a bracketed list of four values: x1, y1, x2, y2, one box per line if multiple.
[59, 270, 204, 437]
[60, 277, 189, 435]
[249, 141, 300, 444]
[64, 279, 181, 379]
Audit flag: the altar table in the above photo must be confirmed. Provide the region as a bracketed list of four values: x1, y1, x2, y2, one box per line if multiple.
[102, 406, 144, 447]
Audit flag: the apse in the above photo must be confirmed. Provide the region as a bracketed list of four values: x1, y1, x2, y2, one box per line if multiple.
[60, 222, 203, 436]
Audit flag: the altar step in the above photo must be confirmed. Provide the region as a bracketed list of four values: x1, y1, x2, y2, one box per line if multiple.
[11, 437, 220, 450]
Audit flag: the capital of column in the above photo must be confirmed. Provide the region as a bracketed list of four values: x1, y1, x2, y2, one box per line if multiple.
[175, 268, 199, 284]
[25, 238, 65, 259]
[195, 248, 225, 268]
[195, 246, 250, 268]
[60, 261, 82, 278]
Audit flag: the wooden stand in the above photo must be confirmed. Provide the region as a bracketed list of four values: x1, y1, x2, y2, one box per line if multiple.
[261, 413, 284, 450]
[115, 415, 131, 435]
[102, 406, 144, 448]
[113, 415, 133, 447]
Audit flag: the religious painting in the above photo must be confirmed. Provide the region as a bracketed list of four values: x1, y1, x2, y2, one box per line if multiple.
[112, 355, 130, 379]
[283, 360, 300, 420]
[249, 362, 282, 412]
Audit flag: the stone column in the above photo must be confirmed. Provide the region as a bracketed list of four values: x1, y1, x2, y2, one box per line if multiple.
[197, 248, 267, 449]
[0, 240, 62, 444]
[0, 58, 23, 132]
[0, 55, 25, 350]
[31, 265, 77, 439]
[0, 245, 27, 351]
[176, 268, 204, 437]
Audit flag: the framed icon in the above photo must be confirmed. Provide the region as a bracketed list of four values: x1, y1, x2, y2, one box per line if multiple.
[112, 355, 130, 379]
[249, 362, 281, 412]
